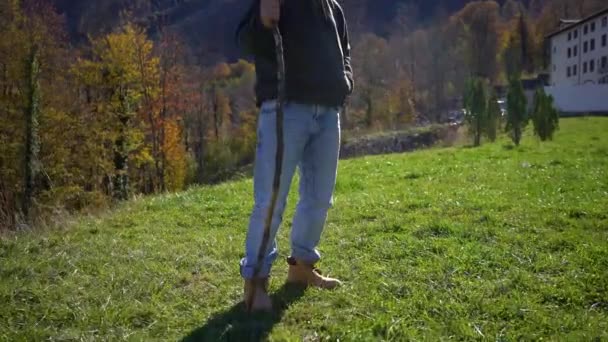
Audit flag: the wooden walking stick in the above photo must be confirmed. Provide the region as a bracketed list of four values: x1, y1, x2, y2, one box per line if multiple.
[246, 26, 286, 312]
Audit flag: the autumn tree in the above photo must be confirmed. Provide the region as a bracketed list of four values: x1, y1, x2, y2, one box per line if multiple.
[181, 67, 210, 184]
[23, 43, 41, 220]
[74, 24, 158, 200]
[155, 33, 191, 192]
[0, 1, 29, 220]
[224, 60, 256, 133]
[162, 119, 187, 190]
[0, 0, 67, 221]
[400, 28, 448, 123]
[456, 1, 501, 81]
[501, 4, 534, 147]
[388, 34, 420, 126]
[1, 0, 597, 221]
[179, 60, 257, 184]
[352, 33, 391, 128]
[503, 11, 537, 77]
[131, 30, 190, 193]
[423, 22, 470, 123]
[388, 2, 420, 36]
[528, 0, 546, 17]
[133, 26, 162, 193]
[501, 0, 525, 20]
[204, 62, 235, 141]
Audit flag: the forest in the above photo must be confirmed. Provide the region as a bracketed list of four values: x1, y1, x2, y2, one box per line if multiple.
[1, 0, 606, 228]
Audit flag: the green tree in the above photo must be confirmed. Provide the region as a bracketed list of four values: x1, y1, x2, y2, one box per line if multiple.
[463, 77, 487, 147]
[486, 90, 501, 142]
[531, 88, 559, 141]
[505, 75, 528, 146]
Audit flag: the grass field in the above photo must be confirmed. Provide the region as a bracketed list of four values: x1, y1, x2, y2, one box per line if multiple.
[1, 117, 607, 341]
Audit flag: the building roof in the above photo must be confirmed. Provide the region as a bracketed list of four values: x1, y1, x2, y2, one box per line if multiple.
[545, 7, 608, 39]
[559, 19, 581, 24]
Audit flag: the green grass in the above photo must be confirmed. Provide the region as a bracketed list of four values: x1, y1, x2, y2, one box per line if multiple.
[2, 117, 607, 341]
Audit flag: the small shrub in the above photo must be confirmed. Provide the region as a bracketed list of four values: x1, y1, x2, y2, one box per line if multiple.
[531, 88, 559, 141]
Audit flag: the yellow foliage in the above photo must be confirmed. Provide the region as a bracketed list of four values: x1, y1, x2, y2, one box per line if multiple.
[231, 59, 255, 78]
[214, 62, 232, 79]
[163, 119, 187, 191]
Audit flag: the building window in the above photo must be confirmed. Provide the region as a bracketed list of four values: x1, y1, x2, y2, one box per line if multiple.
[568, 32, 572, 41]
[584, 25, 588, 35]
[574, 45, 578, 56]
[602, 56, 608, 69]
[591, 39, 595, 51]
[573, 64, 578, 76]
[590, 59, 595, 72]
[584, 41, 588, 53]
[591, 22, 596, 32]
[583, 62, 588, 74]
[574, 29, 578, 39]
[568, 47, 572, 58]
[603, 17, 607, 28]
[603, 34, 607, 47]
[567, 66, 571, 77]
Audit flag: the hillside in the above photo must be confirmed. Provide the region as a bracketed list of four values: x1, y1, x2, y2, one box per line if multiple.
[49, 0, 519, 63]
[1, 117, 607, 340]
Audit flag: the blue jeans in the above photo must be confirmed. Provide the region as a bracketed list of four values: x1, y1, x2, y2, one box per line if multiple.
[240, 100, 341, 279]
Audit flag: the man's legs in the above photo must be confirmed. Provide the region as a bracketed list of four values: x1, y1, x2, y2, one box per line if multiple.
[240, 101, 309, 279]
[290, 106, 340, 265]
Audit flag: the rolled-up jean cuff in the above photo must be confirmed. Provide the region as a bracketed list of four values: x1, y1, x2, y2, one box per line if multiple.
[240, 260, 272, 279]
[290, 248, 321, 265]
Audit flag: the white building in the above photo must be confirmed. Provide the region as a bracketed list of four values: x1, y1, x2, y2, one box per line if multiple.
[546, 8, 608, 113]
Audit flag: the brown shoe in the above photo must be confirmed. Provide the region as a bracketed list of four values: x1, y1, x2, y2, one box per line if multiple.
[286, 257, 342, 289]
[244, 277, 272, 312]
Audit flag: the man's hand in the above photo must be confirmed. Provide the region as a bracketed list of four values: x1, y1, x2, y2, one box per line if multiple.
[260, 0, 280, 29]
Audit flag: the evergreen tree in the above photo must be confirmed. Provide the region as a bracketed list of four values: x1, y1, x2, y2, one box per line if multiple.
[486, 90, 501, 142]
[464, 77, 487, 147]
[531, 88, 559, 141]
[505, 75, 528, 146]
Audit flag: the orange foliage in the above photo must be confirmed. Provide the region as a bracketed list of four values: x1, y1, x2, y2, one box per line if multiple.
[163, 118, 187, 191]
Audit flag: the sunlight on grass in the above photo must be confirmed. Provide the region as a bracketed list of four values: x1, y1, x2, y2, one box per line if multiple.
[1, 118, 607, 340]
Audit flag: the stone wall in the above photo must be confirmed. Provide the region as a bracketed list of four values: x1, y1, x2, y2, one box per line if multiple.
[339, 124, 461, 159]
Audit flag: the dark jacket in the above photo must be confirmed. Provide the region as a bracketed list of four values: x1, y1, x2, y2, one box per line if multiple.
[236, 0, 354, 107]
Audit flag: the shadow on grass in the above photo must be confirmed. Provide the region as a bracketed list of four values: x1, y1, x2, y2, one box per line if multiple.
[181, 283, 306, 342]
[461, 144, 479, 149]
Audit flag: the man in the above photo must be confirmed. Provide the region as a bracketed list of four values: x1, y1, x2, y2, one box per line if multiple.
[236, 0, 354, 311]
